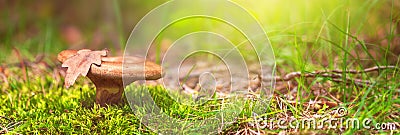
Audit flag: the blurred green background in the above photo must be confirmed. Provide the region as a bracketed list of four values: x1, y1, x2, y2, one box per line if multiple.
[0, 0, 399, 134]
[0, 0, 399, 67]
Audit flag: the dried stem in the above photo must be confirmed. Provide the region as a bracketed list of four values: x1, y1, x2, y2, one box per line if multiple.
[264, 66, 398, 87]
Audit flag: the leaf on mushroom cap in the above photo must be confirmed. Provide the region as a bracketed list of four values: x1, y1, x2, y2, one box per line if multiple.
[62, 49, 108, 88]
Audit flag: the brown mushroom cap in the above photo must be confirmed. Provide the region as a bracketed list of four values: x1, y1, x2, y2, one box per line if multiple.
[89, 58, 163, 85]
[57, 50, 163, 83]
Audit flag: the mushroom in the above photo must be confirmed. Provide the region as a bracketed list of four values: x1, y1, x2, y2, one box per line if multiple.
[58, 49, 163, 106]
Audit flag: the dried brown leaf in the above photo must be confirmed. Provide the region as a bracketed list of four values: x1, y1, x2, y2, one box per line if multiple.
[61, 49, 108, 88]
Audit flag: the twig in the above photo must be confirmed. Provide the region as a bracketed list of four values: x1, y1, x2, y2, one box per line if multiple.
[322, 66, 398, 74]
[0, 116, 19, 134]
[265, 66, 398, 82]
[263, 66, 398, 87]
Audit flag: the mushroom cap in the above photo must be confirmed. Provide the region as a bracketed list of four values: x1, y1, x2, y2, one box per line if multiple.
[90, 58, 163, 81]
[58, 50, 163, 84]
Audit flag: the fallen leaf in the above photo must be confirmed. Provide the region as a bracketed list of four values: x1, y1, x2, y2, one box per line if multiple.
[62, 49, 108, 88]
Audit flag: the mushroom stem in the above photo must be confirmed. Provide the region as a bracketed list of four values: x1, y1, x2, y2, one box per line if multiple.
[87, 73, 124, 106]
